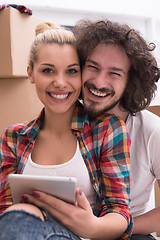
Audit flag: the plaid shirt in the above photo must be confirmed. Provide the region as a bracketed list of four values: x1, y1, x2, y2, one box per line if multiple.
[0, 101, 132, 239]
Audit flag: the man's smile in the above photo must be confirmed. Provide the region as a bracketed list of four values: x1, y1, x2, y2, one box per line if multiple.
[89, 88, 112, 98]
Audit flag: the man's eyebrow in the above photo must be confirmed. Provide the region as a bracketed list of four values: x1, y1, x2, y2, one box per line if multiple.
[86, 59, 100, 67]
[110, 67, 126, 75]
[86, 59, 126, 75]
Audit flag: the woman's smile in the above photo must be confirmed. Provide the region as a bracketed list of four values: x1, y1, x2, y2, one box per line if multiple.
[47, 91, 71, 101]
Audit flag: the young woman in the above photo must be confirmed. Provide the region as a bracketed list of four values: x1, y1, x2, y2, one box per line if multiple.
[0, 22, 132, 240]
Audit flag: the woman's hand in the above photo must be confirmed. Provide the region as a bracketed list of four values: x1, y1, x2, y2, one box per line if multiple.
[21, 189, 98, 239]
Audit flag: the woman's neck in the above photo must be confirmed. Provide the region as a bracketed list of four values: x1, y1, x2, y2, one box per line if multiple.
[42, 107, 74, 135]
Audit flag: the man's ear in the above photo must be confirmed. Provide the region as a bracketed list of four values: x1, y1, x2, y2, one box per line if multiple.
[27, 66, 34, 84]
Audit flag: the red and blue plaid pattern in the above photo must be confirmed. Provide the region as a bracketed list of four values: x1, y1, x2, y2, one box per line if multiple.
[0, 102, 132, 239]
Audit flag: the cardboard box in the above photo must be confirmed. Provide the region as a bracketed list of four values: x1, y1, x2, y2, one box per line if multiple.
[147, 105, 160, 117]
[0, 77, 43, 135]
[0, 7, 42, 78]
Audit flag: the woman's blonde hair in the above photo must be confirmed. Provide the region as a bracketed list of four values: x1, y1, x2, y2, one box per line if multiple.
[28, 22, 76, 71]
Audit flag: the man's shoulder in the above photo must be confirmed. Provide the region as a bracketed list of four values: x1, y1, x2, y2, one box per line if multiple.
[132, 109, 160, 123]
[128, 109, 160, 133]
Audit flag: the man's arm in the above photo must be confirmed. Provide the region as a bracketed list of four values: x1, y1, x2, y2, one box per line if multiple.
[132, 179, 160, 234]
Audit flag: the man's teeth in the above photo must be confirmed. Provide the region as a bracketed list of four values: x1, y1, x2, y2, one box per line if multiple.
[49, 93, 69, 99]
[90, 89, 108, 97]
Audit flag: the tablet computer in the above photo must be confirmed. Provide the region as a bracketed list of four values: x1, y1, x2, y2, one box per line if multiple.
[8, 174, 77, 204]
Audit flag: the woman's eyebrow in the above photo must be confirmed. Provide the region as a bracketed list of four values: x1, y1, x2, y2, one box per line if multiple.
[41, 63, 79, 68]
[68, 63, 80, 68]
[41, 63, 55, 67]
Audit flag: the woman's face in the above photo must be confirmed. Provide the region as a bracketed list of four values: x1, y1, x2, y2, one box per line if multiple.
[28, 43, 81, 115]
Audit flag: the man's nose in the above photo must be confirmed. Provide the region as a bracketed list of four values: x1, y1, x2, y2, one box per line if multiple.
[93, 72, 111, 89]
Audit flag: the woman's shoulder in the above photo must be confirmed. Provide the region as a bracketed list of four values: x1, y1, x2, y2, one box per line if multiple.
[2, 119, 34, 137]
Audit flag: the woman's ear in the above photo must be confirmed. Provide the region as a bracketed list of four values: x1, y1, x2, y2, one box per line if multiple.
[27, 66, 34, 84]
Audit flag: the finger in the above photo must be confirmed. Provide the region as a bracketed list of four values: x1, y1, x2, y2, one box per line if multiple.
[21, 193, 69, 221]
[21, 192, 50, 210]
[76, 188, 92, 212]
[32, 191, 76, 212]
[23, 191, 76, 217]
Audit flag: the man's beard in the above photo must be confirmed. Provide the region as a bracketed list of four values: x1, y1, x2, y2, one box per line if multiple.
[83, 98, 120, 119]
[82, 82, 122, 118]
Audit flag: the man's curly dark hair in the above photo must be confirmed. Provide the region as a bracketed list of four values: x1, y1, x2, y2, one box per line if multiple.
[74, 19, 160, 115]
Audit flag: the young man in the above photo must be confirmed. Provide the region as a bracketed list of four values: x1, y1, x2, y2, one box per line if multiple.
[74, 19, 160, 240]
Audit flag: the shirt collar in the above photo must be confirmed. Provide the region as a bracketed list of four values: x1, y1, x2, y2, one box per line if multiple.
[19, 109, 44, 141]
[71, 101, 90, 132]
[18, 101, 89, 141]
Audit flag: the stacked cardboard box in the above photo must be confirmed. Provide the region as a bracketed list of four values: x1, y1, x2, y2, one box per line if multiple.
[0, 7, 43, 134]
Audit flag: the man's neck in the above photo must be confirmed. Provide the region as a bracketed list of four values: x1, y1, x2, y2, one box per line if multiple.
[107, 105, 129, 122]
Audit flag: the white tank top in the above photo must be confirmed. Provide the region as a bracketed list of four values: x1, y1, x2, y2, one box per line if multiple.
[23, 141, 96, 209]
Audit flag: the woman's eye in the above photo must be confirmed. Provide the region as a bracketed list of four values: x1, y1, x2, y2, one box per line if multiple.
[42, 68, 53, 74]
[67, 68, 79, 74]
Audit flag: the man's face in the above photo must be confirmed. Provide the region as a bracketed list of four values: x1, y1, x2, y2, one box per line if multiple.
[82, 43, 131, 117]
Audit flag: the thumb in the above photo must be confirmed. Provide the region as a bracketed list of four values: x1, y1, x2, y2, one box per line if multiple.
[76, 188, 92, 212]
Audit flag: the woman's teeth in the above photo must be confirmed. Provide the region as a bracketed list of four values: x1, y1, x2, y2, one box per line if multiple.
[49, 93, 69, 99]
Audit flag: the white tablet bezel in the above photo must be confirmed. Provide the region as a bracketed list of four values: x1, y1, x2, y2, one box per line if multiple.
[8, 174, 77, 204]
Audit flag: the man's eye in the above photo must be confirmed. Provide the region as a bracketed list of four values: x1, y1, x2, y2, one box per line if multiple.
[87, 65, 97, 70]
[42, 68, 53, 73]
[110, 72, 121, 77]
[67, 68, 79, 74]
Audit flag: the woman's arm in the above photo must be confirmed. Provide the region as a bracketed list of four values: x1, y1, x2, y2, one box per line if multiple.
[23, 115, 132, 239]
[0, 128, 18, 213]
[93, 114, 132, 238]
[21, 188, 128, 240]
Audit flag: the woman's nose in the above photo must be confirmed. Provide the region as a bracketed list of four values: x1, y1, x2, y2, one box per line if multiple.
[53, 74, 67, 88]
